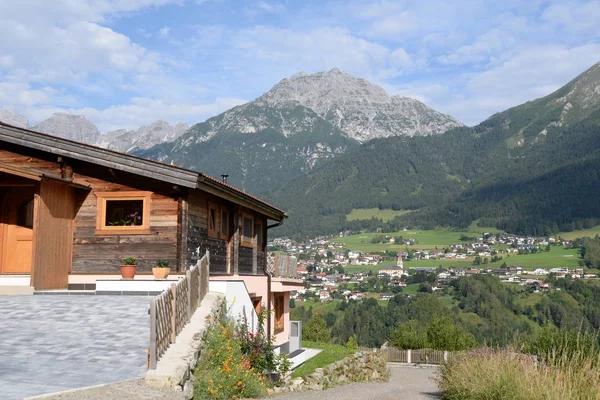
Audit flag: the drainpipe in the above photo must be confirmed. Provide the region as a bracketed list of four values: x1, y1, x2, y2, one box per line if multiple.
[265, 219, 284, 338]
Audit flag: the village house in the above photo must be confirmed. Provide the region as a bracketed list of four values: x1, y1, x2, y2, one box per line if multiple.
[0, 121, 302, 356]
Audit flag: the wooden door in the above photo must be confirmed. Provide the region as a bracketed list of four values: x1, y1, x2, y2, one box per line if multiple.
[31, 179, 75, 290]
[0, 188, 35, 274]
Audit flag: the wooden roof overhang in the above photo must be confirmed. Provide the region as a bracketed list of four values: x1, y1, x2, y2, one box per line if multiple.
[0, 162, 91, 190]
[0, 122, 287, 220]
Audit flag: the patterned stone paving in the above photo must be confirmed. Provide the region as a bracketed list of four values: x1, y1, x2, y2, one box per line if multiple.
[0, 296, 150, 400]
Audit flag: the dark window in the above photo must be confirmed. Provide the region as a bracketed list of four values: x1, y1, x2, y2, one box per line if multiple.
[220, 209, 229, 238]
[208, 202, 218, 238]
[242, 215, 253, 246]
[105, 200, 144, 226]
[254, 221, 263, 248]
[17, 199, 34, 228]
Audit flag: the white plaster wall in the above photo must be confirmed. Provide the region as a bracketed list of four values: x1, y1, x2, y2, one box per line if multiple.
[209, 280, 259, 333]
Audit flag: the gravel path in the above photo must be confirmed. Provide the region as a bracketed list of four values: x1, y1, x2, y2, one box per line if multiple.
[28, 364, 439, 400]
[273, 365, 441, 400]
[26, 379, 185, 400]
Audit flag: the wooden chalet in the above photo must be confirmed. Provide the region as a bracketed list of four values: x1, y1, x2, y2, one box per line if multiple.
[0, 121, 286, 290]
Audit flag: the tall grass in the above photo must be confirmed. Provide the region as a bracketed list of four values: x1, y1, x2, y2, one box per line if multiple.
[437, 347, 600, 400]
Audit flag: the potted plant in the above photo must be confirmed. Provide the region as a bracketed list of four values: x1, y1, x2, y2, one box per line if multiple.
[120, 257, 137, 279]
[152, 260, 170, 279]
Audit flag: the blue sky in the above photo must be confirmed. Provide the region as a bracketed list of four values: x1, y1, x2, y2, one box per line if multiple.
[0, 0, 599, 132]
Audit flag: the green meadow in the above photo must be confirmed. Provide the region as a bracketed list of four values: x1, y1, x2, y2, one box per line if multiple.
[337, 222, 504, 252]
[346, 208, 412, 222]
[344, 247, 581, 272]
[558, 226, 600, 240]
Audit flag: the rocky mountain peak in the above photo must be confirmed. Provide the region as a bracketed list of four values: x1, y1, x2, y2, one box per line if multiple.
[98, 120, 189, 152]
[0, 109, 29, 128]
[33, 112, 100, 144]
[258, 69, 463, 142]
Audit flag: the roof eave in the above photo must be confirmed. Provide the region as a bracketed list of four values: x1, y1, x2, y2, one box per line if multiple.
[197, 175, 287, 221]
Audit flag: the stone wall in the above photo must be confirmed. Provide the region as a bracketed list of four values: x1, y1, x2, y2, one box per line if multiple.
[271, 350, 390, 395]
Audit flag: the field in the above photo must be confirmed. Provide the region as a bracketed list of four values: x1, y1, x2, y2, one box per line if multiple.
[344, 247, 581, 272]
[346, 208, 412, 222]
[558, 226, 600, 240]
[337, 226, 503, 252]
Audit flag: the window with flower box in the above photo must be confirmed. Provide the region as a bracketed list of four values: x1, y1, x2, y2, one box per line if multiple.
[95, 191, 151, 235]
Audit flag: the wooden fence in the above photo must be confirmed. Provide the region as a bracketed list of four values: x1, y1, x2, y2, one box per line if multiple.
[148, 251, 210, 370]
[273, 253, 298, 278]
[359, 347, 449, 365]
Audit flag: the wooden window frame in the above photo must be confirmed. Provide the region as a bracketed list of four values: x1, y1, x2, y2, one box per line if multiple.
[251, 296, 262, 314]
[208, 201, 219, 238]
[95, 191, 152, 235]
[219, 207, 230, 240]
[274, 293, 285, 334]
[242, 212, 254, 247]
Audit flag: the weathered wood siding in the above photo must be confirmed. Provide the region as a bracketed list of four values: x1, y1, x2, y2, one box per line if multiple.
[31, 179, 74, 289]
[72, 176, 179, 273]
[186, 191, 229, 274]
[1, 145, 273, 277]
[0, 148, 60, 174]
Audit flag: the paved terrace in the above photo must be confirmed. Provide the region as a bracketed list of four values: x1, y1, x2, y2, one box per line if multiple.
[0, 296, 150, 400]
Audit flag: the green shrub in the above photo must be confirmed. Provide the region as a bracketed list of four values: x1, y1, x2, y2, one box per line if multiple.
[523, 325, 599, 367]
[390, 315, 476, 351]
[303, 314, 330, 342]
[122, 257, 136, 265]
[194, 323, 267, 399]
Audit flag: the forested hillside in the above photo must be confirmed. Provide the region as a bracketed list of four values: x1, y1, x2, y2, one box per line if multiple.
[268, 62, 600, 238]
[293, 273, 600, 349]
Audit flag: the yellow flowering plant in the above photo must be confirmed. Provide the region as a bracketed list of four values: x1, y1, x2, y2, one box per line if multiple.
[194, 321, 267, 399]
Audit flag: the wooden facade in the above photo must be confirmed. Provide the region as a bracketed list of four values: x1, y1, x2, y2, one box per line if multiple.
[0, 122, 285, 290]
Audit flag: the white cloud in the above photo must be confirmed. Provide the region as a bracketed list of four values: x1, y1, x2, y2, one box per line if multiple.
[445, 43, 600, 124]
[437, 29, 515, 65]
[159, 26, 171, 38]
[256, 1, 284, 13]
[541, 1, 600, 35]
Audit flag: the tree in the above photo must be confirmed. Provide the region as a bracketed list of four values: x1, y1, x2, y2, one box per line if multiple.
[289, 298, 296, 309]
[303, 315, 330, 342]
[419, 282, 433, 293]
[580, 238, 600, 269]
[346, 335, 359, 350]
[390, 320, 428, 349]
[426, 315, 477, 351]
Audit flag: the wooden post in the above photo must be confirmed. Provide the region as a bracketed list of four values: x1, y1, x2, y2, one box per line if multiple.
[407, 349, 412, 364]
[233, 208, 240, 275]
[444, 351, 448, 362]
[149, 299, 157, 370]
[170, 283, 176, 343]
[186, 270, 192, 322]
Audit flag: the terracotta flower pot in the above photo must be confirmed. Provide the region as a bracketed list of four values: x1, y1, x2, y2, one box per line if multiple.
[120, 265, 137, 279]
[152, 267, 170, 279]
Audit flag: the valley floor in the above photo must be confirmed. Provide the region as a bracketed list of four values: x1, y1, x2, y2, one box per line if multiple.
[274, 365, 440, 400]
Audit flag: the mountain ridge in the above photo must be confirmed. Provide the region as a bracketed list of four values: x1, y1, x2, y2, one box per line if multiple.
[266, 60, 600, 238]
[0, 110, 189, 153]
[138, 68, 462, 194]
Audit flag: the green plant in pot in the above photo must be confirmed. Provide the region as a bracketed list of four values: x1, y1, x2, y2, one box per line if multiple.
[152, 260, 170, 279]
[120, 257, 137, 280]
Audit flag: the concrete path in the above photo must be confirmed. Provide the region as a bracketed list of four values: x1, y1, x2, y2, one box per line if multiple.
[0, 296, 151, 400]
[274, 365, 441, 400]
